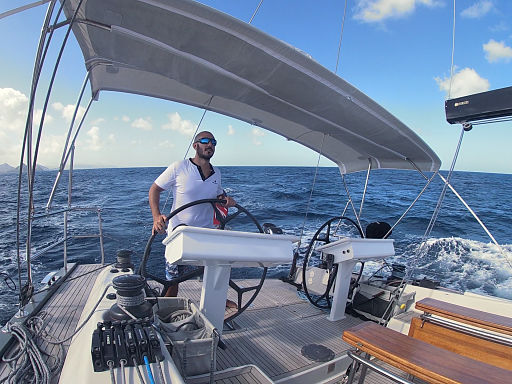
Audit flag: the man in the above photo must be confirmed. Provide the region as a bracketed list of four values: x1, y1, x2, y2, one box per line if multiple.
[149, 131, 236, 297]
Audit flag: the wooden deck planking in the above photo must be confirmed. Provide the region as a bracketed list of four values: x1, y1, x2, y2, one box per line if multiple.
[1, 271, 367, 383]
[178, 278, 365, 381]
[0, 264, 103, 383]
[42, 265, 101, 360]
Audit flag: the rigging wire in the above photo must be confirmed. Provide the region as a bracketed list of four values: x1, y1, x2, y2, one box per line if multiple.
[162, 96, 214, 213]
[448, 0, 456, 99]
[438, 173, 512, 270]
[335, 0, 348, 74]
[297, 134, 326, 247]
[376, 127, 467, 326]
[249, 0, 264, 24]
[405, 127, 465, 281]
[163, 1, 264, 214]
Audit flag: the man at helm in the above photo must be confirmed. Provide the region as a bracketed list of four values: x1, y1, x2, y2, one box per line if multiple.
[149, 131, 236, 297]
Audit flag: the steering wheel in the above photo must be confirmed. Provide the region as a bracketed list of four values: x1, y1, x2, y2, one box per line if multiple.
[139, 198, 267, 323]
[301, 216, 364, 309]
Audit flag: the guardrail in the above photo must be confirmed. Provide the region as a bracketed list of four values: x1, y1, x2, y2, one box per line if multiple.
[32, 206, 105, 271]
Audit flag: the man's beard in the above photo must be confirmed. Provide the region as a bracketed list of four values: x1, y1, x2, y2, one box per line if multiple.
[197, 146, 214, 160]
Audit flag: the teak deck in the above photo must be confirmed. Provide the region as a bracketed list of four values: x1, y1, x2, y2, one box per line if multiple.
[0, 264, 103, 384]
[0, 265, 370, 383]
[9, 264, 497, 384]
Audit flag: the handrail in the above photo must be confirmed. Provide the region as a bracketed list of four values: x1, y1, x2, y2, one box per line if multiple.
[33, 206, 101, 219]
[420, 314, 512, 347]
[346, 350, 412, 384]
[416, 297, 512, 336]
[28, 206, 106, 271]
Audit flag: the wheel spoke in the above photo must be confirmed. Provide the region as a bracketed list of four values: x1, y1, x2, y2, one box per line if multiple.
[301, 216, 363, 309]
[140, 198, 267, 324]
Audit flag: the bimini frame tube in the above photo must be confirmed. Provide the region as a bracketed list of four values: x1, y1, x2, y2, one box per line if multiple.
[17, 0, 86, 307]
[0, 1, 51, 20]
[47, 72, 91, 210]
[16, 0, 59, 305]
[358, 158, 372, 219]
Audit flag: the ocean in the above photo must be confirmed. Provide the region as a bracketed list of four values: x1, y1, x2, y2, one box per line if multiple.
[0, 166, 511, 325]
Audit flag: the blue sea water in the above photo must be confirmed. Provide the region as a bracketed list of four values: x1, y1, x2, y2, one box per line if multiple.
[0, 167, 511, 325]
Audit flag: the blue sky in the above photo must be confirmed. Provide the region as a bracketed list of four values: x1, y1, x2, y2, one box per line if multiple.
[0, 0, 511, 172]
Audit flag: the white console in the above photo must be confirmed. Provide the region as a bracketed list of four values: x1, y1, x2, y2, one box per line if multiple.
[316, 237, 394, 321]
[162, 226, 298, 333]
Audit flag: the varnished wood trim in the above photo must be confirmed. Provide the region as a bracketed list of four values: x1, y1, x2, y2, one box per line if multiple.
[343, 322, 511, 384]
[415, 298, 512, 336]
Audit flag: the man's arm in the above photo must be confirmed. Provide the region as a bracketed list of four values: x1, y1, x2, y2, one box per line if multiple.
[149, 183, 167, 234]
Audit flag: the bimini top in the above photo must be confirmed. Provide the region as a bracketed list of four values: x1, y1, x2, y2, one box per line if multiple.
[62, 0, 441, 174]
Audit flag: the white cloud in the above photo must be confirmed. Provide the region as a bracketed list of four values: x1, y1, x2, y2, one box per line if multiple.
[85, 126, 103, 151]
[0, 88, 28, 132]
[92, 117, 106, 125]
[131, 117, 153, 131]
[435, 67, 490, 98]
[251, 128, 265, 146]
[162, 112, 196, 136]
[0, 88, 56, 166]
[252, 128, 265, 137]
[39, 134, 65, 156]
[483, 39, 512, 63]
[227, 125, 235, 135]
[52, 102, 86, 124]
[122, 115, 130, 122]
[158, 140, 175, 149]
[354, 0, 439, 22]
[461, 1, 493, 19]
[34, 108, 53, 125]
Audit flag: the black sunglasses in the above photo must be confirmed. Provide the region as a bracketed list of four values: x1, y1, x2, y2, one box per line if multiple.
[195, 137, 217, 146]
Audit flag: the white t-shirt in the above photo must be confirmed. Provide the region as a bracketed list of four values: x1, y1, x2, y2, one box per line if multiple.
[155, 159, 224, 230]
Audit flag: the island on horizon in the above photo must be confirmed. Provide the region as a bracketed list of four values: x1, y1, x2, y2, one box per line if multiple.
[0, 163, 50, 174]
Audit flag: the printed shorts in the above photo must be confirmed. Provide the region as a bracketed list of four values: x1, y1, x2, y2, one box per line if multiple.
[165, 262, 200, 280]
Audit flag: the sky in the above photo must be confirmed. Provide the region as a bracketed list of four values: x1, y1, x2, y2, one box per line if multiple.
[0, 0, 511, 173]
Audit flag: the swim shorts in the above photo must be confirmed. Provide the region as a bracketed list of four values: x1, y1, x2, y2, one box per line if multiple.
[165, 262, 200, 280]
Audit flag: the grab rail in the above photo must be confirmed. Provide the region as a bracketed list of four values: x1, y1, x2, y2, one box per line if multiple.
[31, 206, 105, 271]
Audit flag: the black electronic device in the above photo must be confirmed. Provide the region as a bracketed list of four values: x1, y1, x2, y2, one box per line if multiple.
[91, 324, 103, 372]
[113, 321, 129, 366]
[133, 323, 153, 363]
[445, 86, 512, 124]
[101, 322, 116, 368]
[91, 319, 162, 372]
[124, 323, 139, 364]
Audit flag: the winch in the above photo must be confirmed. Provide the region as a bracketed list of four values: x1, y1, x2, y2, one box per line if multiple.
[108, 274, 154, 321]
